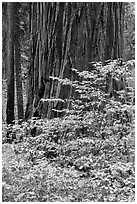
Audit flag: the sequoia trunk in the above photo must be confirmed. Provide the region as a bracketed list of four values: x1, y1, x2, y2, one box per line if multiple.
[25, 2, 124, 120]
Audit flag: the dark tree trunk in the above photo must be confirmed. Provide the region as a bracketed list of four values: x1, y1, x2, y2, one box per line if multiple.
[25, 2, 124, 120]
[2, 3, 8, 80]
[6, 2, 15, 124]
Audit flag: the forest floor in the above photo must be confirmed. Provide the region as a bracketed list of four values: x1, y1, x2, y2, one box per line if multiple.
[2, 130, 135, 202]
[2, 60, 135, 202]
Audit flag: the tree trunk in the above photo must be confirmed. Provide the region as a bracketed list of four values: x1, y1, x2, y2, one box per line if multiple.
[6, 2, 15, 124]
[14, 42, 24, 120]
[2, 3, 8, 79]
[25, 2, 124, 120]
[14, 3, 24, 120]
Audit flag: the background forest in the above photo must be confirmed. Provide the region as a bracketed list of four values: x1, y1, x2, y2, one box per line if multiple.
[2, 2, 135, 202]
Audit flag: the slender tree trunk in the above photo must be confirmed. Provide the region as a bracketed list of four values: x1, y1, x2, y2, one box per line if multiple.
[14, 3, 24, 120]
[6, 2, 15, 124]
[2, 3, 7, 80]
[25, 2, 124, 120]
[14, 42, 24, 120]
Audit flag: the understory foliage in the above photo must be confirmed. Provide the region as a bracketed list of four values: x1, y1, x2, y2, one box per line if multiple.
[2, 60, 135, 202]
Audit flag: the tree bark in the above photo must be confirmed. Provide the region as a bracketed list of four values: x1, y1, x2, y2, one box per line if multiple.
[6, 3, 15, 124]
[25, 2, 124, 120]
[2, 3, 7, 79]
[14, 42, 24, 120]
[14, 3, 24, 120]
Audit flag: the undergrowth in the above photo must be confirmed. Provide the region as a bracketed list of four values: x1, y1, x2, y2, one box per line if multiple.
[2, 59, 135, 202]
